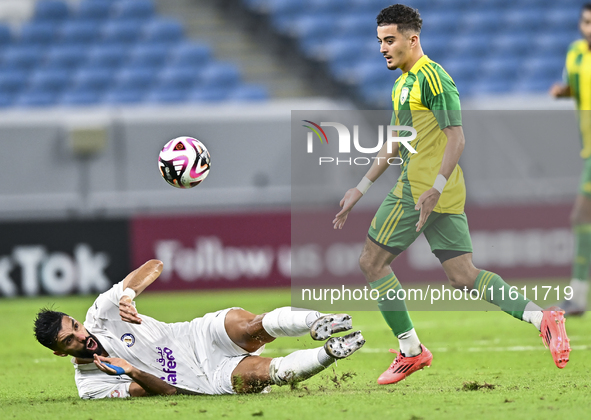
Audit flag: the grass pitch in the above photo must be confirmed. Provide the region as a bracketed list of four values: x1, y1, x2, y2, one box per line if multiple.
[1, 287, 590, 420]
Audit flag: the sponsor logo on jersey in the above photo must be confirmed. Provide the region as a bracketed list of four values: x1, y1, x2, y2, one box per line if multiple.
[400, 87, 409, 105]
[121, 333, 135, 347]
[156, 346, 178, 385]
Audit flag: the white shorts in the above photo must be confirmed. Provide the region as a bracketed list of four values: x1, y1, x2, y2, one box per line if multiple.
[190, 307, 264, 395]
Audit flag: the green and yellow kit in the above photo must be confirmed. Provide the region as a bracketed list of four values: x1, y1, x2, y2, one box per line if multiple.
[368, 55, 472, 259]
[564, 39, 591, 196]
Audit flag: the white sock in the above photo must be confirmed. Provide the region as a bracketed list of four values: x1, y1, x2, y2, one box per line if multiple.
[570, 278, 589, 307]
[522, 301, 544, 331]
[268, 347, 334, 386]
[262, 307, 321, 338]
[397, 328, 421, 357]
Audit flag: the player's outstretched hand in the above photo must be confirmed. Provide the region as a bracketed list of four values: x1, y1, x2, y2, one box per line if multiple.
[415, 188, 440, 232]
[119, 296, 142, 324]
[333, 188, 363, 230]
[94, 354, 133, 375]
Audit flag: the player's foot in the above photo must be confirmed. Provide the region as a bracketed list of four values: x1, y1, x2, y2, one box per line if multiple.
[540, 306, 571, 368]
[377, 344, 432, 385]
[310, 314, 352, 341]
[560, 298, 586, 317]
[324, 331, 365, 359]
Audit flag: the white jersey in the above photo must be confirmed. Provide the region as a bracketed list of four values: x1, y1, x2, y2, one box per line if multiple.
[73, 281, 229, 399]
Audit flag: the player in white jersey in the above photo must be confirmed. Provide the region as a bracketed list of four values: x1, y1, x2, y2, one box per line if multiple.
[34, 260, 365, 399]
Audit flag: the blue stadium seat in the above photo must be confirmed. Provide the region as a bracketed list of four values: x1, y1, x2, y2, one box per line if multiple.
[0, 24, 11, 47]
[15, 90, 59, 107]
[291, 14, 335, 39]
[147, 87, 189, 103]
[101, 20, 145, 44]
[142, 19, 184, 44]
[200, 62, 241, 88]
[450, 33, 492, 57]
[33, 0, 70, 22]
[480, 56, 522, 79]
[0, 69, 28, 94]
[352, 61, 392, 89]
[114, 67, 158, 90]
[58, 21, 101, 44]
[546, 7, 580, 29]
[317, 37, 372, 64]
[441, 58, 481, 82]
[503, 8, 546, 31]
[0, 93, 14, 107]
[111, 0, 155, 20]
[189, 86, 230, 102]
[490, 32, 534, 57]
[460, 10, 504, 33]
[128, 43, 170, 68]
[514, 78, 554, 93]
[335, 13, 379, 38]
[421, 10, 460, 35]
[60, 88, 102, 105]
[1, 45, 45, 70]
[228, 84, 269, 101]
[28, 68, 71, 92]
[169, 42, 212, 67]
[420, 33, 454, 60]
[44, 45, 87, 69]
[156, 66, 201, 90]
[19, 22, 58, 45]
[72, 67, 115, 90]
[532, 34, 572, 56]
[76, 0, 111, 22]
[86, 44, 129, 68]
[470, 79, 513, 95]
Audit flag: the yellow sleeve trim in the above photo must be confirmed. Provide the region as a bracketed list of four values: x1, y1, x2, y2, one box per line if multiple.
[420, 67, 439, 96]
[426, 63, 444, 93]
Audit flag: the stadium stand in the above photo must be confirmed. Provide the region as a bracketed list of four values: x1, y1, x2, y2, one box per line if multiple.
[0, 0, 269, 107]
[241, 0, 583, 106]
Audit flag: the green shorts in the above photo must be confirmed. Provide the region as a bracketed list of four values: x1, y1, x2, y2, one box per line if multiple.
[368, 190, 473, 262]
[579, 157, 591, 198]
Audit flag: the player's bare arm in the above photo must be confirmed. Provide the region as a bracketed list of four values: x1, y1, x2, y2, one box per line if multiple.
[415, 125, 465, 232]
[333, 139, 400, 229]
[549, 83, 571, 98]
[119, 259, 164, 324]
[94, 354, 177, 397]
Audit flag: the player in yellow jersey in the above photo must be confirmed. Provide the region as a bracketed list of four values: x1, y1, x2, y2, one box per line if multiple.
[335, 4, 571, 385]
[550, 3, 591, 316]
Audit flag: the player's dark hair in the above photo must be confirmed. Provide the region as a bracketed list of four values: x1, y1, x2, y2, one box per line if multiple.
[376, 4, 422, 34]
[34, 307, 67, 350]
[583, 3, 591, 12]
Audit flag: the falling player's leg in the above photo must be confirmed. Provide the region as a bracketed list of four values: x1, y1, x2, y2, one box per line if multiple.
[230, 330, 366, 393]
[224, 308, 357, 354]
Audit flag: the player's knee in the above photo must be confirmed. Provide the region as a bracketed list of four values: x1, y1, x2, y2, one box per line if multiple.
[359, 252, 378, 278]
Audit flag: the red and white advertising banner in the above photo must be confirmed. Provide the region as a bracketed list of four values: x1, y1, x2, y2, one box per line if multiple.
[131, 204, 572, 291]
[131, 213, 291, 290]
[292, 203, 573, 287]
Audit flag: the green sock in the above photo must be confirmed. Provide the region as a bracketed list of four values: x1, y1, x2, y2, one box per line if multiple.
[473, 270, 530, 320]
[573, 224, 591, 280]
[369, 272, 414, 336]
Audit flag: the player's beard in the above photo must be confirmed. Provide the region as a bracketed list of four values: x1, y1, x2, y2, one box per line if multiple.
[73, 333, 105, 359]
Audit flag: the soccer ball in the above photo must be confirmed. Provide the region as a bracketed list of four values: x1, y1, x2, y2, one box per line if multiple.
[158, 137, 211, 189]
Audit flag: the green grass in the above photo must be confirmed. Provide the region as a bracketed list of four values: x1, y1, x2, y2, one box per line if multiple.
[1, 288, 590, 420]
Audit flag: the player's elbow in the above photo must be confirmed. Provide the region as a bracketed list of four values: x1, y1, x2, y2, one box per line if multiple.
[146, 259, 164, 273]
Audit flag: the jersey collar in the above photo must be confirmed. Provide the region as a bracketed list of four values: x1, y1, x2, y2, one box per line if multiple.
[407, 54, 431, 75]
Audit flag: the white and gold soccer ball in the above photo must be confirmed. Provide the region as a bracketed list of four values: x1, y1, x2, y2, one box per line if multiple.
[158, 137, 211, 189]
